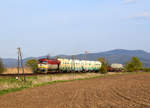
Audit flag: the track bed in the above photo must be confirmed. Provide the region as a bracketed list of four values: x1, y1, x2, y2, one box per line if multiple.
[0, 73, 150, 108]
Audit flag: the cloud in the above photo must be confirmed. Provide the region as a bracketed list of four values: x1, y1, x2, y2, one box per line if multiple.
[131, 12, 150, 19]
[124, 0, 136, 4]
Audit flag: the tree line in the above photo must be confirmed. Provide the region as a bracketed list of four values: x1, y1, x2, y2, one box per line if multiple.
[98, 56, 150, 74]
[0, 58, 4, 74]
[0, 56, 150, 74]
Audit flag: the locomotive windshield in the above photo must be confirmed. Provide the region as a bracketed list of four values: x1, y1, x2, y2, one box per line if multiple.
[39, 61, 48, 64]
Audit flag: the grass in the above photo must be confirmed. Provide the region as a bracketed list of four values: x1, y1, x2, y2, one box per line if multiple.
[3, 67, 33, 74]
[0, 72, 150, 96]
[0, 87, 26, 95]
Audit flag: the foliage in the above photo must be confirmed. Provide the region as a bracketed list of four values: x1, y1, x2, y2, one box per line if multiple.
[100, 63, 108, 74]
[0, 58, 5, 74]
[143, 68, 150, 72]
[98, 57, 108, 74]
[98, 57, 108, 66]
[126, 56, 143, 72]
[140, 68, 150, 72]
[26, 59, 38, 73]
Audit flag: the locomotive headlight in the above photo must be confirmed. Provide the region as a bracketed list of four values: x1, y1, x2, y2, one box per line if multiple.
[38, 64, 48, 69]
[44, 64, 48, 68]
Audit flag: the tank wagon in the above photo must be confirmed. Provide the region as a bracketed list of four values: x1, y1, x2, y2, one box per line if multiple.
[107, 63, 125, 72]
[38, 58, 102, 73]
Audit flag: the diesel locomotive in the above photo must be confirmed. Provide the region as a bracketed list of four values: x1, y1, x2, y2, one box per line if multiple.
[38, 58, 102, 73]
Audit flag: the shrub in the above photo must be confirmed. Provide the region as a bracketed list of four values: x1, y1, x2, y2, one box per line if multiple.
[0, 58, 5, 74]
[26, 59, 38, 73]
[140, 68, 150, 72]
[98, 58, 109, 67]
[100, 63, 108, 74]
[98, 57, 108, 74]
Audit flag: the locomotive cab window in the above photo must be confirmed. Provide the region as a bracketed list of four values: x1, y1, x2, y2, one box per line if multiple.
[40, 61, 48, 64]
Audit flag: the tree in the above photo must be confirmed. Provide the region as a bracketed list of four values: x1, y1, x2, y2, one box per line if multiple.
[98, 57, 108, 66]
[0, 58, 5, 74]
[100, 63, 107, 74]
[126, 56, 143, 72]
[98, 57, 108, 74]
[26, 59, 38, 73]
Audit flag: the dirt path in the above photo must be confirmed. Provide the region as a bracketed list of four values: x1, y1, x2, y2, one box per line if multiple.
[0, 73, 150, 108]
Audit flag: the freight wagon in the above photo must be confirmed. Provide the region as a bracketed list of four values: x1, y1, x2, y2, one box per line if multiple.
[107, 63, 125, 72]
[38, 58, 102, 73]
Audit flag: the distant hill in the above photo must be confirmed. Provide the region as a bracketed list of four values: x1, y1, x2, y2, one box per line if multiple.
[57, 49, 150, 67]
[2, 58, 18, 67]
[2, 57, 36, 68]
[2, 49, 150, 67]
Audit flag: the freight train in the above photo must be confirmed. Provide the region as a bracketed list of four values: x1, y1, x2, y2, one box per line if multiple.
[37, 58, 102, 73]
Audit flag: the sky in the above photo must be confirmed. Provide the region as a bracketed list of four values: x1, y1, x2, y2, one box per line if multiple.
[0, 0, 150, 58]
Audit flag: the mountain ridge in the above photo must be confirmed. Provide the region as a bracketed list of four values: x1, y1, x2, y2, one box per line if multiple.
[2, 49, 150, 67]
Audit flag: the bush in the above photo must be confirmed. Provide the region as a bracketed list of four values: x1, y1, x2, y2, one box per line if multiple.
[140, 68, 150, 72]
[98, 58, 109, 67]
[144, 68, 150, 72]
[0, 58, 5, 74]
[100, 63, 108, 74]
[98, 57, 109, 74]
[26, 59, 38, 73]
[126, 56, 143, 72]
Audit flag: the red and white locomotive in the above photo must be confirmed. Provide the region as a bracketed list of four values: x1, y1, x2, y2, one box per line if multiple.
[38, 58, 60, 72]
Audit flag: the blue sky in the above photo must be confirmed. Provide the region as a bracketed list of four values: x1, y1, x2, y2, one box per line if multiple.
[0, 0, 150, 58]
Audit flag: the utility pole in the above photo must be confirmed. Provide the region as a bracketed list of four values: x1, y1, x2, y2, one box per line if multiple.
[17, 49, 20, 79]
[72, 55, 74, 71]
[85, 51, 88, 60]
[17, 48, 26, 82]
[72, 55, 75, 79]
[47, 54, 51, 59]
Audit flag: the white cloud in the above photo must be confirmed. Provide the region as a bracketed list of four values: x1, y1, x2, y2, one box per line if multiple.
[124, 0, 136, 4]
[131, 12, 150, 19]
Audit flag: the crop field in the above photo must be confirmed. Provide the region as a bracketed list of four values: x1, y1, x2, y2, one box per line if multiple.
[0, 73, 150, 108]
